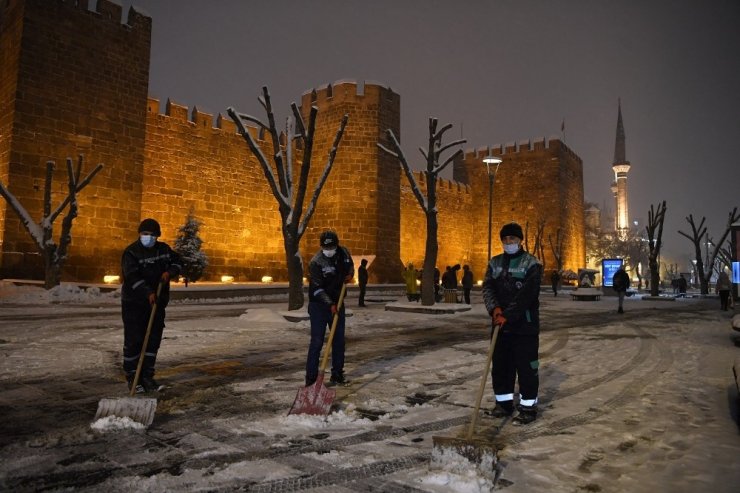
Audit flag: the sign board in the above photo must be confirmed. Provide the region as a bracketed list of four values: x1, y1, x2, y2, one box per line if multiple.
[601, 258, 624, 287]
[732, 222, 740, 298]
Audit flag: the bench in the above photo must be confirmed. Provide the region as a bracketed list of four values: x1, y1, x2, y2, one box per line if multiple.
[571, 288, 602, 301]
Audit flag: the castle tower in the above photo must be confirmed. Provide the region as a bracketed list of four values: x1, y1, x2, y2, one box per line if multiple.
[454, 138, 586, 277]
[300, 81, 402, 283]
[611, 99, 631, 235]
[0, 0, 152, 280]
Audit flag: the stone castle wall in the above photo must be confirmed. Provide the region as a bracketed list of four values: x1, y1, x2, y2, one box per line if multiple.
[455, 138, 586, 277]
[399, 172, 475, 278]
[0, 0, 151, 280]
[0, 1, 586, 285]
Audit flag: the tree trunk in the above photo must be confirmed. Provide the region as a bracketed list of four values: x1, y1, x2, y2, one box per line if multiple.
[649, 258, 660, 297]
[44, 245, 60, 289]
[421, 210, 439, 306]
[284, 235, 304, 310]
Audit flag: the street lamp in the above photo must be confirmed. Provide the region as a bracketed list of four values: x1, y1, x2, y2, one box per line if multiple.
[482, 154, 503, 261]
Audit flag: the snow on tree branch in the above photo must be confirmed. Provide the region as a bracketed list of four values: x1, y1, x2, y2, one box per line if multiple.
[298, 113, 349, 236]
[227, 106, 290, 210]
[0, 180, 44, 249]
[378, 128, 427, 212]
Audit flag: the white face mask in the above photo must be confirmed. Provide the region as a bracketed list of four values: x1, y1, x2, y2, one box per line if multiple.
[322, 248, 336, 258]
[503, 243, 520, 255]
[140, 234, 156, 248]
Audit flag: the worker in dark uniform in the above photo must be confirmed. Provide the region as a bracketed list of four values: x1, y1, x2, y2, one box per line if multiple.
[121, 218, 182, 393]
[482, 222, 543, 424]
[305, 230, 354, 387]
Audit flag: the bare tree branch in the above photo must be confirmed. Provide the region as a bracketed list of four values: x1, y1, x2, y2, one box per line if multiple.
[378, 129, 427, 213]
[227, 106, 290, 210]
[299, 113, 349, 235]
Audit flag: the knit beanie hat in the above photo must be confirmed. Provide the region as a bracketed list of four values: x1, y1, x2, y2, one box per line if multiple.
[499, 222, 523, 240]
[138, 218, 161, 236]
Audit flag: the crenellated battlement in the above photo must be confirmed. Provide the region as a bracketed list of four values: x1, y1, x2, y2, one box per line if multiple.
[463, 136, 581, 162]
[32, 0, 153, 30]
[401, 170, 470, 195]
[300, 79, 400, 109]
[147, 96, 265, 139]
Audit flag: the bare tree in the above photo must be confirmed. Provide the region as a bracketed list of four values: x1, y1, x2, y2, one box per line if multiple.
[678, 207, 739, 294]
[645, 201, 667, 297]
[526, 217, 547, 272]
[227, 87, 348, 310]
[0, 156, 103, 288]
[549, 227, 564, 272]
[378, 118, 465, 306]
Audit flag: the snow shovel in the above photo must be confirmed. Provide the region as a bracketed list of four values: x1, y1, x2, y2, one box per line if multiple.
[288, 282, 347, 416]
[431, 323, 501, 466]
[93, 281, 163, 428]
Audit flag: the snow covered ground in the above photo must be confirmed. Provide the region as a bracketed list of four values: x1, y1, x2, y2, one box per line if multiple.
[0, 280, 738, 492]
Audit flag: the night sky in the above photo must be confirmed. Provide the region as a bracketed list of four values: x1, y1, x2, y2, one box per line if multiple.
[118, 0, 740, 266]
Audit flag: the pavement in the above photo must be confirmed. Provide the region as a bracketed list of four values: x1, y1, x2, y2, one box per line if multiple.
[1, 288, 738, 492]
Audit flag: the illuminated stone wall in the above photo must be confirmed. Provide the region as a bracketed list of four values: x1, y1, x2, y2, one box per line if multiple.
[142, 98, 287, 281]
[0, 2, 585, 285]
[455, 138, 586, 277]
[399, 172, 476, 280]
[0, 0, 151, 280]
[299, 81, 402, 282]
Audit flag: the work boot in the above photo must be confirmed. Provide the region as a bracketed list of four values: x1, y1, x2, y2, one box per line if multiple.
[126, 374, 145, 394]
[487, 401, 514, 418]
[141, 375, 163, 392]
[329, 372, 348, 386]
[618, 307, 624, 314]
[513, 404, 537, 424]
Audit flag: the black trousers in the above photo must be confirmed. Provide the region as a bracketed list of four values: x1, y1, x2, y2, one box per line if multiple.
[122, 301, 166, 377]
[463, 287, 471, 304]
[719, 290, 730, 310]
[491, 330, 539, 403]
[359, 283, 367, 306]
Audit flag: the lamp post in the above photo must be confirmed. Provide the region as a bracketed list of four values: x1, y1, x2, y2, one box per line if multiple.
[482, 155, 503, 261]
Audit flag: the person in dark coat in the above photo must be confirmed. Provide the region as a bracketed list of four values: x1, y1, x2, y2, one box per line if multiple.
[305, 230, 354, 387]
[677, 274, 688, 297]
[482, 222, 543, 424]
[461, 264, 474, 304]
[121, 218, 182, 393]
[550, 270, 561, 297]
[358, 259, 369, 307]
[612, 267, 630, 314]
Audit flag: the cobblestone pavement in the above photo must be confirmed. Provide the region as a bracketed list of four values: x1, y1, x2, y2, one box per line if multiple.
[0, 293, 738, 492]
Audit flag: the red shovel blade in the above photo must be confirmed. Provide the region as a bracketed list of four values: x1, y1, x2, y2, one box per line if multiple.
[288, 375, 337, 416]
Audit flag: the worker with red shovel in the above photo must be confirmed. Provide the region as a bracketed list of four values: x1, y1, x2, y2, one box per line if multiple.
[305, 230, 354, 388]
[482, 222, 543, 424]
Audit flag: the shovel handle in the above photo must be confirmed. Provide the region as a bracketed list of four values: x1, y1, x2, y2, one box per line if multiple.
[466, 323, 501, 440]
[318, 282, 348, 373]
[130, 280, 164, 396]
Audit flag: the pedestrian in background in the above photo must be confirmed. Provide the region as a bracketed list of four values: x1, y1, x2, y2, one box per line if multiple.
[306, 230, 354, 387]
[358, 258, 368, 307]
[462, 264, 474, 304]
[716, 270, 731, 311]
[612, 267, 630, 314]
[551, 270, 561, 297]
[121, 218, 182, 393]
[483, 222, 543, 424]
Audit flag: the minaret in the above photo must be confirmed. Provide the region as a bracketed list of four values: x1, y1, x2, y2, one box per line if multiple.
[611, 99, 631, 236]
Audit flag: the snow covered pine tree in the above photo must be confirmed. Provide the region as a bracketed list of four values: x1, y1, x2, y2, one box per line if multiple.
[174, 210, 208, 286]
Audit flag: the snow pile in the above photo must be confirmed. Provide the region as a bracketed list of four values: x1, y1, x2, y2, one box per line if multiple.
[0, 280, 120, 304]
[732, 314, 740, 331]
[238, 307, 290, 323]
[90, 416, 145, 431]
[425, 446, 496, 491]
